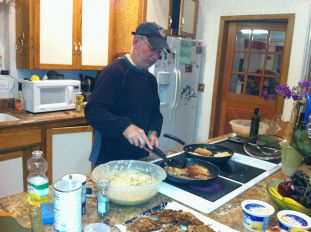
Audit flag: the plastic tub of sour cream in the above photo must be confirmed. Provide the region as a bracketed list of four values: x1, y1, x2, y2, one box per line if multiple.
[277, 210, 311, 231]
[241, 199, 275, 231]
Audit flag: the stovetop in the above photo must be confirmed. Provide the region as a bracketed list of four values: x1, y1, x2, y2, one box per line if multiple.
[154, 137, 281, 214]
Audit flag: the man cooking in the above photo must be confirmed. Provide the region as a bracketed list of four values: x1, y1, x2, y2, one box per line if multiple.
[85, 22, 169, 165]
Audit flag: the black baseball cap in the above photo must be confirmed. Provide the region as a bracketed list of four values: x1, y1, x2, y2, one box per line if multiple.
[132, 22, 170, 52]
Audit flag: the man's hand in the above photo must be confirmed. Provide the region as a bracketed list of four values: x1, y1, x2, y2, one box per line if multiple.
[123, 124, 152, 149]
[148, 131, 160, 148]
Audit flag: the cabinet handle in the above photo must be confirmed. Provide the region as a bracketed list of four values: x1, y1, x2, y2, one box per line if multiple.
[77, 42, 82, 55]
[73, 42, 78, 55]
[16, 32, 25, 52]
[169, 16, 172, 26]
[181, 17, 185, 25]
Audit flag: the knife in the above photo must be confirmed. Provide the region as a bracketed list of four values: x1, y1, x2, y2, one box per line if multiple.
[123, 202, 168, 225]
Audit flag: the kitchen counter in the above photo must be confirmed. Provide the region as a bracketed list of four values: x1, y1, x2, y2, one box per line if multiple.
[0, 108, 86, 129]
[1, 134, 311, 231]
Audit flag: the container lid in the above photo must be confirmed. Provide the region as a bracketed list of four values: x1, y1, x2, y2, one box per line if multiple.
[84, 223, 110, 232]
[241, 199, 275, 217]
[277, 210, 311, 229]
[54, 179, 82, 192]
[32, 150, 43, 158]
[62, 174, 87, 184]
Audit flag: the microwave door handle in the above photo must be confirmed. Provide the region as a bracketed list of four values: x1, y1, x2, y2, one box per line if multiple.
[68, 86, 74, 104]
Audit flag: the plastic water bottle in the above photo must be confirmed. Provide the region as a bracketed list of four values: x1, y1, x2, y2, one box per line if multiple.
[27, 150, 49, 205]
[97, 180, 110, 225]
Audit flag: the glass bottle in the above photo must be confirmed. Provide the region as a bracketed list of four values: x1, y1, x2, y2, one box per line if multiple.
[29, 206, 44, 232]
[250, 108, 260, 137]
[75, 92, 84, 112]
[27, 150, 49, 205]
[293, 121, 309, 157]
[97, 180, 110, 225]
[15, 82, 24, 113]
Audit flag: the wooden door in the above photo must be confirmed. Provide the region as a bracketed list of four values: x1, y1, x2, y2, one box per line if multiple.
[216, 21, 292, 136]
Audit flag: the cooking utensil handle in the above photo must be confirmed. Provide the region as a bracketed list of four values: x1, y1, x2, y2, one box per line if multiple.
[163, 134, 186, 145]
[150, 146, 169, 162]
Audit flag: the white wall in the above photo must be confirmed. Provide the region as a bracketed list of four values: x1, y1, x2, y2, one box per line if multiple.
[194, 0, 311, 141]
[0, 1, 10, 70]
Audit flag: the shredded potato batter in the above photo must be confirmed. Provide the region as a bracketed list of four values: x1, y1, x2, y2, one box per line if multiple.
[104, 170, 157, 186]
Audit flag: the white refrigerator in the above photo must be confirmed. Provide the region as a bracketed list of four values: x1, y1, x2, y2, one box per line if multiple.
[149, 36, 203, 151]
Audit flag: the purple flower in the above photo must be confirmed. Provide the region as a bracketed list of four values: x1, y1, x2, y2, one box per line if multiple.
[263, 90, 270, 100]
[265, 80, 311, 101]
[275, 84, 292, 99]
[292, 93, 303, 101]
[299, 80, 310, 88]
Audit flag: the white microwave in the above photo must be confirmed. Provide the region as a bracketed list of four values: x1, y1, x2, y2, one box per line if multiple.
[22, 80, 81, 113]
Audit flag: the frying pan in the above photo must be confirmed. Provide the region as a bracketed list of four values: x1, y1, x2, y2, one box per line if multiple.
[156, 156, 220, 185]
[163, 134, 234, 164]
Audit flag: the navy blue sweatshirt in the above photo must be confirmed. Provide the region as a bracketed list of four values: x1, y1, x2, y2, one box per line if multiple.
[85, 57, 163, 164]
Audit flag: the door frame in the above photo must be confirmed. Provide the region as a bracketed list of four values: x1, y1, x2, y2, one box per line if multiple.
[209, 14, 295, 138]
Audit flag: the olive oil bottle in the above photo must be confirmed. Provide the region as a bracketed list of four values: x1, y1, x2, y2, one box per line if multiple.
[250, 108, 260, 137]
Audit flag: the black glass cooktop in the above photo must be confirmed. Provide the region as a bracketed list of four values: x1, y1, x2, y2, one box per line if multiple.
[164, 176, 242, 202]
[156, 149, 268, 202]
[214, 137, 281, 164]
[158, 154, 266, 202]
[156, 138, 281, 202]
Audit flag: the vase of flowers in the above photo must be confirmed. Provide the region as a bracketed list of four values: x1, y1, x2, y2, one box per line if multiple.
[264, 80, 311, 176]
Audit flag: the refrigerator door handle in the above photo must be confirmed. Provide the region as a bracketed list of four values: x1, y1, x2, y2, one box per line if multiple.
[175, 69, 182, 109]
[171, 68, 181, 121]
[170, 68, 179, 120]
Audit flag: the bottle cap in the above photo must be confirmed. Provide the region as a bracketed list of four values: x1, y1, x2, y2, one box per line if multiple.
[97, 180, 110, 192]
[32, 150, 43, 158]
[254, 108, 260, 115]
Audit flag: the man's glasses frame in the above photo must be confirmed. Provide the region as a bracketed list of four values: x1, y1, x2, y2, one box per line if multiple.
[141, 37, 163, 56]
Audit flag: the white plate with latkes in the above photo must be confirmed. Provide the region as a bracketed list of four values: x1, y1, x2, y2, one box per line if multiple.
[115, 201, 238, 232]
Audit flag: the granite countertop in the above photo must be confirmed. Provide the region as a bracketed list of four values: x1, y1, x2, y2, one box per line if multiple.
[1, 134, 311, 231]
[0, 109, 86, 129]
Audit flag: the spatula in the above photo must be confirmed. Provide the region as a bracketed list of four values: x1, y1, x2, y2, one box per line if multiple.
[148, 146, 186, 168]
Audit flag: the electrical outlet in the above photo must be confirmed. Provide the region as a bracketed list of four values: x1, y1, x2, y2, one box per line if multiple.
[198, 83, 205, 92]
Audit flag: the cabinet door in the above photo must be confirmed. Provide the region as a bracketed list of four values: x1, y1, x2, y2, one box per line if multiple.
[80, 0, 112, 68]
[179, 0, 198, 38]
[39, 0, 74, 69]
[145, 0, 198, 38]
[16, 0, 113, 70]
[46, 126, 93, 183]
[146, 0, 171, 32]
[0, 152, 24, 198]
[113, 0, 145, 59]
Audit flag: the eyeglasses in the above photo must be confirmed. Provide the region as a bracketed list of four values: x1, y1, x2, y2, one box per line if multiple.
[142, 38, 163, 56]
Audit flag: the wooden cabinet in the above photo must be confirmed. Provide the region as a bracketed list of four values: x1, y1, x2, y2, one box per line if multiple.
[112, 0, 146, 59]
[0, 152, 24, 198]
[46, 126, 93, 183]
[16, 0, 114, 70]
[0, 115, 89, 198]
[0, 126, 42, 195]
[146, 0, 199, 38]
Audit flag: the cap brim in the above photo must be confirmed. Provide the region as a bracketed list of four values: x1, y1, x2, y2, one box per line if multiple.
[147, 36, 170, 52]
